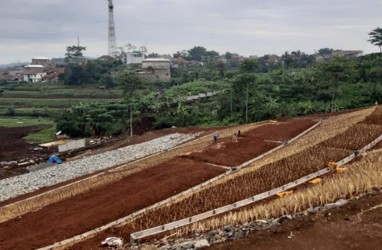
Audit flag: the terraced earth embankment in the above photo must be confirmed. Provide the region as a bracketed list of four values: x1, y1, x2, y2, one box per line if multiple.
[71, 106, 379, 249]
[0, 116, 320, 250]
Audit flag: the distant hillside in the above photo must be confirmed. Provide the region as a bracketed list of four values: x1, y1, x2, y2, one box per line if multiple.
[0, 62, 29, 69]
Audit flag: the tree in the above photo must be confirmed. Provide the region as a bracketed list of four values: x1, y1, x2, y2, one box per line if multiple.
[232, 73, 257, 122]
[65, 45, 86, 63]
[173, 50, 188, 59]
[117, 72, 146, 102]
[317, 57, 355, 112]
[188, 46, 208, 61]
[63, 59, 121, 85]
[64, 64, 84, 85]
[224, 52, 234, 60]
[183, 46, 219, 62]
[318, 48, 334, 55]
[368, 27, 382, 53]
[240, 59, 260, 73]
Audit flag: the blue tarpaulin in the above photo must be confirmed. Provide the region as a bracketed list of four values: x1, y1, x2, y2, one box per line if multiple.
[47, 155, 63, 164]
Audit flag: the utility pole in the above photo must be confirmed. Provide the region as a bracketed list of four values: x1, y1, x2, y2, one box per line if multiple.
[108, 0, 117, 57]
[245, 82, 249, 123]
[130, 104, 133, 137]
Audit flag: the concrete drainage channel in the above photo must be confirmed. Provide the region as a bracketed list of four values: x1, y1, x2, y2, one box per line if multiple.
[129, 132, 382, 243]
[38, 121, 322, 250]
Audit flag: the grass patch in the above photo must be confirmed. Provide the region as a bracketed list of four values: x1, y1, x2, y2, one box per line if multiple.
[0, 116, 52, 127]
[23, 124, 56, 143]
[1, 84, 124, 98]
[0, 107, 63, 117]
[0, 116, 56, 143]
[0, 98, 120, 108]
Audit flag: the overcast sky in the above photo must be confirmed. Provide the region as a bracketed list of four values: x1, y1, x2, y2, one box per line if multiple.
[0, 0, 381, 64]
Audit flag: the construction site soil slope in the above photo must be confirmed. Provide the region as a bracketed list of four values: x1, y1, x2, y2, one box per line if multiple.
[185, 119, 315, 166]
[0, 117, 315, 249]
[70, 118, 317, 249]
[0, 159, 224, 250]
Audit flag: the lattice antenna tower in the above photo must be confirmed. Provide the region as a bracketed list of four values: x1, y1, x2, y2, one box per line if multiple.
[108, 0, 117, 57]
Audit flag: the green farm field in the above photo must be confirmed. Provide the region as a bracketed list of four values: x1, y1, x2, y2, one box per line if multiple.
[1, 84, 123, 98]
[0, 98, 119, 108]
[0, 84, 124, 141]
[0, 116, 56, 143]
[0, 84, 122, 116]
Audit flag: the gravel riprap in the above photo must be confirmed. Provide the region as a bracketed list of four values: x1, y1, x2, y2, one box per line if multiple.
[0, 133, 199, 202]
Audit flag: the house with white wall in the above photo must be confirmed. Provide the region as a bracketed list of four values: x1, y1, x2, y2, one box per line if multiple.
[141, 58, 171, 82]
[22, 69, 46, 83]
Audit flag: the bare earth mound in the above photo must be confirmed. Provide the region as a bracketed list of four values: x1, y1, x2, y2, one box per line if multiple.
[0, 125, 54, 162]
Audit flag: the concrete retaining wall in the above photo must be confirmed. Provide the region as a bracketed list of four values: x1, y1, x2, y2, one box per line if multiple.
[58, 139, 86, 152]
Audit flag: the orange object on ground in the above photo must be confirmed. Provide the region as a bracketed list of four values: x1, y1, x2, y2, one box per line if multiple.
[328, 162, 337, 170]
[276, 190, 293, 197]
[336, 167, 347, 173]
[309, 178, 322, 184]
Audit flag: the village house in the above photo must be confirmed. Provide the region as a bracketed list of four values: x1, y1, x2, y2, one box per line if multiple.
[42, 68, 65, 83]
[124, 51, 144, 65]
[141, 58, 171, 82]
[31, 57, 51, 67]
[22, 68, 46, 83]
[171, 57, 189, 69]
[315, 50, 363, 62]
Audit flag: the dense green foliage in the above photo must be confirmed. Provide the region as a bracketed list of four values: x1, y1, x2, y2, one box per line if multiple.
[64, 59, 123, 85]
[54, 51, 382, 137]
[2, 42, 382, 138]
[173, 46, 219, 62]
[56, 101, 132, 137]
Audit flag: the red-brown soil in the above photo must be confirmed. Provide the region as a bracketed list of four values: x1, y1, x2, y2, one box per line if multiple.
[0, 158, 225, 250]
[0, 125, 56, 178]
[211, 191, 382, 250]
[0, 118, 318, 250]
[185, 119, 316, 166]
[0, 125, 54, 162]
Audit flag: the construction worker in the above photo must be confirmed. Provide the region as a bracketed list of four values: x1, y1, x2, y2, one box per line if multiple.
[213, 134, 219, 142]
